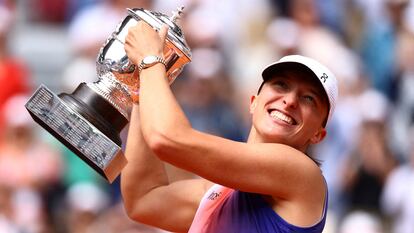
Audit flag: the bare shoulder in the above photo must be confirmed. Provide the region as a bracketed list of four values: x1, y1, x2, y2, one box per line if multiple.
[269, 152, 327, 227]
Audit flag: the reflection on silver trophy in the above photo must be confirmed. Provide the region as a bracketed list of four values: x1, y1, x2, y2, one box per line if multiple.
[25, 7, 192, 183]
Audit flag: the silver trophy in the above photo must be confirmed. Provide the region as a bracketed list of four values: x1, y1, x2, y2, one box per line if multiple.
[25, 7, 192, 183]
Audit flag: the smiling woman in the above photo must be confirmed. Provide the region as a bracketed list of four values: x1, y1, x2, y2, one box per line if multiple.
[120, 21, 338, 233]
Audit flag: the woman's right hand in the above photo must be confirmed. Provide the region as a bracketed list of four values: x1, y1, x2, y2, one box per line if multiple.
[124, 21, 168, 65]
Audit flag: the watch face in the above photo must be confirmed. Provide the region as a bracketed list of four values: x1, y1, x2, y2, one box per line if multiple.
[139, 56, 165, 72]
[143, 56, 158, 65]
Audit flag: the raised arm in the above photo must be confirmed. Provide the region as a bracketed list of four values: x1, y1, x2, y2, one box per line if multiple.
[120, 105, 212, 232]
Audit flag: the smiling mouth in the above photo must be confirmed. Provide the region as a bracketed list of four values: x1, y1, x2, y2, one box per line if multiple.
[268, 109, 297, 125]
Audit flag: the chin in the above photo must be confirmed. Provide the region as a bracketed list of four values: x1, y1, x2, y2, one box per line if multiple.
[261, 131, 291, 144]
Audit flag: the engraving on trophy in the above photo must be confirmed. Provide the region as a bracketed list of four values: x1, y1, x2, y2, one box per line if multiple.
[25, 7, 191, 183]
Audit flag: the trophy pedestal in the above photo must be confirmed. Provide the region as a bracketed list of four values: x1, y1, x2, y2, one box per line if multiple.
[25, 84, 128, 183]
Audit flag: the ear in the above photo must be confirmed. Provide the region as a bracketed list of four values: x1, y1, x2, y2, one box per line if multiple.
[309, 127, 327, 145]
[250, 95, 257, 114]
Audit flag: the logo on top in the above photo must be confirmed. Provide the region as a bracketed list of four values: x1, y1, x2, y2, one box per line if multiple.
[208, 191, 222, 201]
[320, 73, 328, 83]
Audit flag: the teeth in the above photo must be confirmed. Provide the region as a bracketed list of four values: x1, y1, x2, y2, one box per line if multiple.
[270, 110, 294, 125]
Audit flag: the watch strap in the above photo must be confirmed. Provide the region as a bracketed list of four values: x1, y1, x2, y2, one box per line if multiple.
[138, 55, 167, 73]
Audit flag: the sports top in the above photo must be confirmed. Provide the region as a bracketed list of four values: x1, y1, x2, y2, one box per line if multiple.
[189, 184, 328, 233]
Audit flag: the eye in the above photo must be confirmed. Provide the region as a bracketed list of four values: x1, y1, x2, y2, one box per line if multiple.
[302, 95, 316, 104]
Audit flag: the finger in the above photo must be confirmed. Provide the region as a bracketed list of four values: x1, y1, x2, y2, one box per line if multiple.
[158, 24, 169, 41]
[126, 26, 137, 43]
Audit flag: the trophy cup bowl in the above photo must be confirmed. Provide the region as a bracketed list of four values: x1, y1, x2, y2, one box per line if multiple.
[25, 7, 192, 183]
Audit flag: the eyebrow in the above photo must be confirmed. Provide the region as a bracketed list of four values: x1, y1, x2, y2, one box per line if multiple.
[309, 89, 322, 98]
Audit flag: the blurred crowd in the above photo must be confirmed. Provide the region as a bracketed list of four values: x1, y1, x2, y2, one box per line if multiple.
[0, 0, 414, 232]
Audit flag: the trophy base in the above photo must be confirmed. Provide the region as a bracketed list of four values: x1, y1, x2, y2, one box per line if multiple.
[25, 85, 128, 183]
[59, 83, 128, 146]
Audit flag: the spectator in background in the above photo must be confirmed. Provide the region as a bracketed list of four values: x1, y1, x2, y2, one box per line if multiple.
[358, 0, 412, 101]
[388, 0, 414, 162]
[66, 0, 102, 22]
[341, 89, 397, 220]
[29, 0, 70, 23]
[175, 0, 274, 106]
[0, 95, 64, 233]
[64, 182, 110, 233]
[0, 95, 63, 192]
[286, 0, 353, 77]
[0, 186, 19, 233]
[175, 48, 247, 142]
[381, 125, 414, 233]
[339, 210, 384, 233]
[341, 121, 396, 214]
[0, 5, 30, 130]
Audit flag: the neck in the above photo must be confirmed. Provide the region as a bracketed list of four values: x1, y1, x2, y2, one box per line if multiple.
[246, 127, 261, 144]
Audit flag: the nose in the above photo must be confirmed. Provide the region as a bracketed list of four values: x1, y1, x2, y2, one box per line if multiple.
[282, 91, 299, 109]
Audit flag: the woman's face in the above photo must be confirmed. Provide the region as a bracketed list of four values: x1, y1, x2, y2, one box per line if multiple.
[250, 69, 329, 151]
